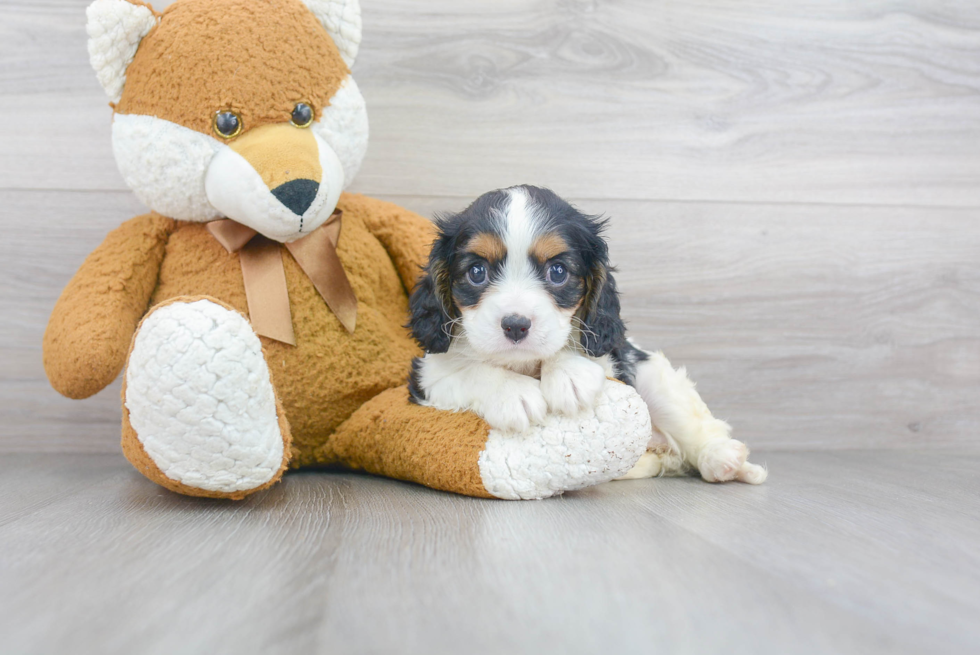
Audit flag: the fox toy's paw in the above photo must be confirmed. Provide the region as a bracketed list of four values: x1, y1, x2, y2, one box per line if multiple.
[122, 298, 290, 499]
[478, 380, 651, 500]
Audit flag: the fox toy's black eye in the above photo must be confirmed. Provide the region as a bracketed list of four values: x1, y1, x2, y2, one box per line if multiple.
[213, 110, 242, 139]
[466, 264, 488, 286]
[547, 262, 568, 286]
[291, 102, 314, 128]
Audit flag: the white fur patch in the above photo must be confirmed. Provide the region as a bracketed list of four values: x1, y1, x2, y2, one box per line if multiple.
[86, 0, 158, 103]
[302, 0, 362, 67]
[125, 300, 284, 493]
[477, 380, 651, 500]
[312, 77, 369, 185]
[112, 114, 223, 221]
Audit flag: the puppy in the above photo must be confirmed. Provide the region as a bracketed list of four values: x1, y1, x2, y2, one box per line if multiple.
[408, 185, 766, 484]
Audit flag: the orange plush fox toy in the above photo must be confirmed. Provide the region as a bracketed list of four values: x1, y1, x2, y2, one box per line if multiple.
[42, 0, 664, 500]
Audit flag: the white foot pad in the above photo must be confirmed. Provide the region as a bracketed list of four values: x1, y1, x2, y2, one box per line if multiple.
[478, 381, 651, 500]
[125, 300, 284, 493]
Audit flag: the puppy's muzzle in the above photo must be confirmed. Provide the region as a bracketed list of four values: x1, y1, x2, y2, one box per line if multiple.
[501, 314, 532, 343]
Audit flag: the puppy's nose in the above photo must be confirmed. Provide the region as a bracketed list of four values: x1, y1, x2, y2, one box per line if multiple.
[501, 314, 532, 343]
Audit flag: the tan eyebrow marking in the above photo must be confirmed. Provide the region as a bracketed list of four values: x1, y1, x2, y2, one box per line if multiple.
[466, 232, 507, 263]
[530, 233, 569, 264]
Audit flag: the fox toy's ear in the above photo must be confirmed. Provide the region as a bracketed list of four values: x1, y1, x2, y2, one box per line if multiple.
[86, 0, 159, 103]
[301, 0, 363, 67]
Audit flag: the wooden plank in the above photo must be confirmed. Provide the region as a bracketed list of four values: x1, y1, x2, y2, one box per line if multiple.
[0, 452, 977, 654]
[3, 190, 978, 452]
[2, 1, 980, 205]
[0, 453, 123, 527]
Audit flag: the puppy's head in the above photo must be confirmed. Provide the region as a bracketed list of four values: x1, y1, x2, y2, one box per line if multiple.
[409, 185, 626, 362]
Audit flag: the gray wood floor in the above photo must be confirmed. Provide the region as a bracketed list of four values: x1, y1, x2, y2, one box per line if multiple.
[2, 1, 979, 653]
[1, 451, 978, 654]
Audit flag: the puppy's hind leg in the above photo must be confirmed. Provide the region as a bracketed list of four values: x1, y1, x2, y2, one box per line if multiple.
[631, 351, 767, 484]
[615, 435, 688, 480]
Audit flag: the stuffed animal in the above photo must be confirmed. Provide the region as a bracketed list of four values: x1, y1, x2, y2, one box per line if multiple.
[42, 0, 668, 501]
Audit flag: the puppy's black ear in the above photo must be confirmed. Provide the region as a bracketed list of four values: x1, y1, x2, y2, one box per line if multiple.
[408, 263, 455, 354]
[578, 267, 627, 358]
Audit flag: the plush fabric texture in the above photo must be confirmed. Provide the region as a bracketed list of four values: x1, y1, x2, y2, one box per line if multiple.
[116, 0, 349, 135]
[323, 386, 495, 498]
[125, 298, 287, 493]
[479, 380, 652, 500]
[120, 295, 293, 499]
[111, 78, 366, 223]
[310, 77, 369, 184]
[43, 213, 176, 399]
[203, 128, 345, 240]
[147, 193, 429, 464]
[302, 0, 361, 67]
[112, 114, 224, 221]
[87, 0, 160, 103]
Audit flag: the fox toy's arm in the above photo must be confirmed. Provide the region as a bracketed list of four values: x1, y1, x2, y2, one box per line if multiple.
[43, 213, 176, 399]
[340, 193, 436, 294]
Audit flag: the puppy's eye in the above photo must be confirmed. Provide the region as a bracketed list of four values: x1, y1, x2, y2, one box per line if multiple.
[291, 102, 314, 128]
[466, 264, 488, 286]
[213, 110, 242, 139]
[546, 263, 568, 286]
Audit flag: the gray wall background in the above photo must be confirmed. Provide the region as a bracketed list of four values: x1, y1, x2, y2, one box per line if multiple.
[2, 0, 978, 452]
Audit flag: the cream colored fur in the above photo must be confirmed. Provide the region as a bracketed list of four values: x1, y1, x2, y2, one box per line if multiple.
[627, 351, 768, 484]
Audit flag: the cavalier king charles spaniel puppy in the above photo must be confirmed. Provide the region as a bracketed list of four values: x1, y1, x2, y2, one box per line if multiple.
[407, 185, 766, 484]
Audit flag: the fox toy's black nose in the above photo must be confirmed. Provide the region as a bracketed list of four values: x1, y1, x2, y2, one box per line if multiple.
[272, 178, 319, 216]
[501, 315, 532, 343]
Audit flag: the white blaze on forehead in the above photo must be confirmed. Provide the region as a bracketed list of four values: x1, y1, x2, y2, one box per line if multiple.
[500, 187, 542, 287]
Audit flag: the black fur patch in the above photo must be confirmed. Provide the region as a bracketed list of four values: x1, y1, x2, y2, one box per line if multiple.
[608, 341, 649, 386]
[407, 262, 454, 354]
[407, 357, 427, 403]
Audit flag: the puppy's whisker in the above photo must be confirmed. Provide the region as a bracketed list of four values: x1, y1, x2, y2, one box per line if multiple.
[441, 316, 464, 339]
[571, 317, 598, 341]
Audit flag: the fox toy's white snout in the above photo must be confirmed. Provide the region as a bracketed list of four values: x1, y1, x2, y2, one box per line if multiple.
[204, 131, 345, 243]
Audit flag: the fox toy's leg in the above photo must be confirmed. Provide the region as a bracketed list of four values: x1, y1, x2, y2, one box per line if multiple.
[627, 351, 767, 485]
[323, 380, 652, 500]
[121, 297, 291, 499]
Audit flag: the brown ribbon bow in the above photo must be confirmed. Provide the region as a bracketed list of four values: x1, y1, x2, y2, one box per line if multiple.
[207, 209, 357, 345]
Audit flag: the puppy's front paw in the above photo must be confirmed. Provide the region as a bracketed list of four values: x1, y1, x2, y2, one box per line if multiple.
[478, 376, 548, 433]
[540, 355, 606, 416]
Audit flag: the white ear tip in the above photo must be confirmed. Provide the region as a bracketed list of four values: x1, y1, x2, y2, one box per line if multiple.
[302, 0, 362, 67]
[86, 0, 158, 103]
